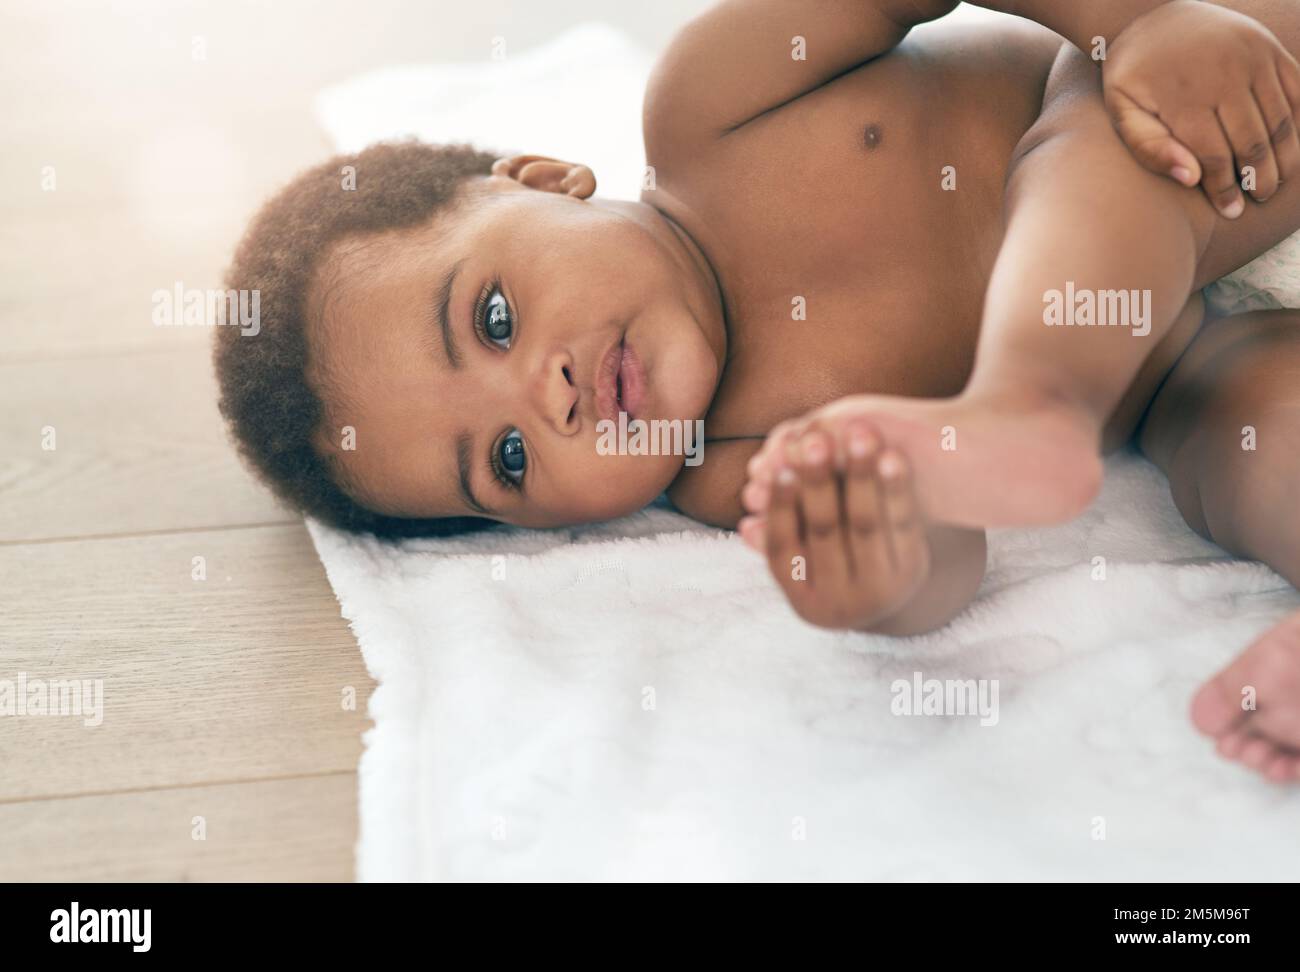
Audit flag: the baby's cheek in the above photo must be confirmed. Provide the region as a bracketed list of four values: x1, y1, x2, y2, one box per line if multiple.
[536, 443, 677, 524]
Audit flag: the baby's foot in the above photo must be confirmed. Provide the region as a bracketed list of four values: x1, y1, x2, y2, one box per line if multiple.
[738, 422, 929, 631]
[744, 391, 1103, 530]
[1190, 612, 1300, 783]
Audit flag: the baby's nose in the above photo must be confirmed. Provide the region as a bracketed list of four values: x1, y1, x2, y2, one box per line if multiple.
[538, 350, 579, 435]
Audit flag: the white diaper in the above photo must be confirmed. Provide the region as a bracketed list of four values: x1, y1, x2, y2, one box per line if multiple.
[1205, 226, 1300, 314]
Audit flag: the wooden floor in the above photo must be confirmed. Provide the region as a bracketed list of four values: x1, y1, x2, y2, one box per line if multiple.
[0, 1, 372, 882]
[0, 0, 700, 881]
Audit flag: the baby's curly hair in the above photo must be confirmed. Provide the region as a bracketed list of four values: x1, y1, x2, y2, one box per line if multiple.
[214, 139, 500, 538]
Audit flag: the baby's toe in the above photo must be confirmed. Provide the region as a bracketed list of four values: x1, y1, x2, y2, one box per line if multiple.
[842, 423, 889, 576]
[877, 449, 926, 571]
[1216, 728, 1251, 759]
[796, 430, 849, 587]
[737, 515, 765, 551]
[741, 476, 770, 514]
[795, 429, 836, 501]
[1190, 643, 1264, 738]
[1190, 678, 1247, 738]
[764, 467, 802, 583]
[749, 419, 806, 481]
[1195, 612, 1300, 751]
[1238, 735, 1279, 772]
[1262, 751, 1300, 784]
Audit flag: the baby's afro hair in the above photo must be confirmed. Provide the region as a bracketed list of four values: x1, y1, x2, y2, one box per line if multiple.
[214, 139, 500, 538]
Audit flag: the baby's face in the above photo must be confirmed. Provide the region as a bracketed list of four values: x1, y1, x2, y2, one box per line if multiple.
[308, 166, 725, 528]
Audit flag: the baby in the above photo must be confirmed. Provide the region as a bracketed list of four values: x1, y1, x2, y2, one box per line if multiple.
[216, 0, 1300, 782]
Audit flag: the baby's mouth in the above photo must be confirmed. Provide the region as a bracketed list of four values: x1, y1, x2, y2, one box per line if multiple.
[596, 338, 646, 423]
[618, 342, 646, 418]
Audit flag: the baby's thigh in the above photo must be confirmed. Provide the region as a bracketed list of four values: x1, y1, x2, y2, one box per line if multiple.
[1009, 42, 1215, 242]
[1137, 309, 1300, 547]
[1102, 294, 1207, 452]
[1019, 18, 1300, 289]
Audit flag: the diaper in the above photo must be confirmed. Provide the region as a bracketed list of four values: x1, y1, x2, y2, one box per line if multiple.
[1205, 226, 1300, 315]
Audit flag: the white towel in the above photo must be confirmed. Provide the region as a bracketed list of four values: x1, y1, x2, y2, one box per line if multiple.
[310, 23, 1300, 881]
[1206, 225, 1300, 315]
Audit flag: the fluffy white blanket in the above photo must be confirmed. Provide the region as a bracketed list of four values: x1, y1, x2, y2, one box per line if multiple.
[310, 22, 1300, 881]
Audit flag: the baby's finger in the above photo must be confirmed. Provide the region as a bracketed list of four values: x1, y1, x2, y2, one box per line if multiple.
[1180, 111, 1246, 217]
[1105, 88, 1199, 186]
[1219, 94, 1279, 202]
[794, 430, 850, 591]
[1255, 70, 1300, 183]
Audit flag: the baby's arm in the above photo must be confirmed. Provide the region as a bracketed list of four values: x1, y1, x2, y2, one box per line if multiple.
[644, 0, 958, 154]
[961, 0, 1168, 50]
[654, 0, 1300, 213]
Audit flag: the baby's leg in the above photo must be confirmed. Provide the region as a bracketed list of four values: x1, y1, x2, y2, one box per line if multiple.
[750, 31, 1300, 531]
[1139, 309, 1300, 782]
[943, 2, 1300, 527]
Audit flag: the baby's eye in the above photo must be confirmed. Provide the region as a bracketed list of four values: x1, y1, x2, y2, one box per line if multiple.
[482, 289, 513, 347]
[498, 429, 526, 483]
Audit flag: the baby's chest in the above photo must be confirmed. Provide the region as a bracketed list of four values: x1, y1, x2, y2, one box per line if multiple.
[692, 111, 1011, 434]
[702, 258, 981, 444]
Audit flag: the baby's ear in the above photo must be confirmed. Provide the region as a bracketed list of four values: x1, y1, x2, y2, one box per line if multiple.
[491, 155, 595, 198]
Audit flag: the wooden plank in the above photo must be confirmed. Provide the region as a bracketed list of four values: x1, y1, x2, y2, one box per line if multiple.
[0, 773, 359, 881]
[0, 347, 294, 541]
[0, 524, 373, 801]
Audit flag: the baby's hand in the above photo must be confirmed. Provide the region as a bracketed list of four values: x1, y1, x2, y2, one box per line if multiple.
[738, 423, 929, 632]
[1104, 0, 1300, 217]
